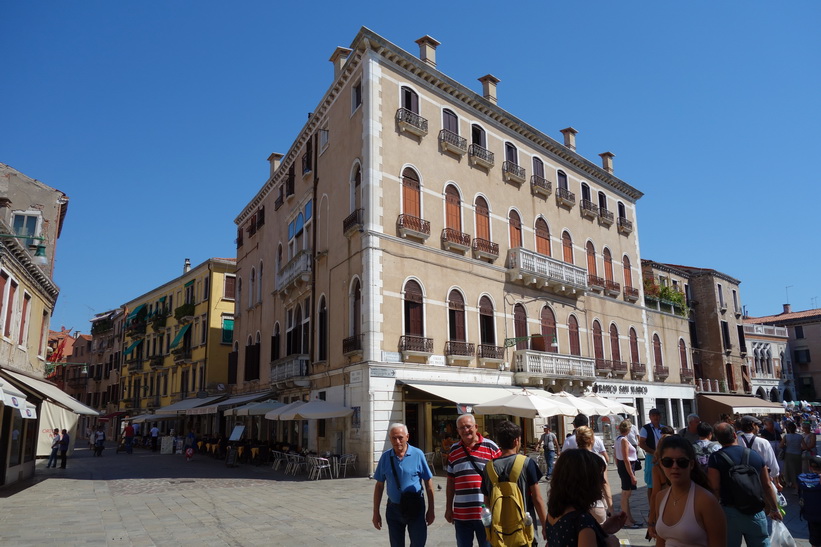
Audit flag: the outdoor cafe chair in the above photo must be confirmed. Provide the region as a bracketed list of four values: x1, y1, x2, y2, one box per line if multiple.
[338, 453, 357, 478]
[424, 451, 436, 474]
[271, 450, 286, 471]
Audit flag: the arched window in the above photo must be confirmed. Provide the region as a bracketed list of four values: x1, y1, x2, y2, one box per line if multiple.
[598, 191, 608, 212]
[653, 334, 663, 368]
[509, 211, 522, 248]
[471, 124, 486, 147]
[562, 231, 574, 264]
[277, 244, 283, 271]
[236, 277, 242, 310]
[443, 109, 458, 134]
[568, 315, 581, 356]
[401, 86, 419, 114]
[513, 304, 528, 350]
[629, 328, 640, 366]
[271, 323, 280, 361]
[258, 262, 264, 303]
[403, 280, 424, 336]
[249, 268, 256, 308]
[351, 279, 362, 338]
[540, 307, 557, 353]
[603, 248, 614, 282]
[558, 170, 568, 190]
[479, 296, 495, 345]
[318, 297, 328, 361]
[287, 305, 303, 355]
[618, 201, 627, 220]
[505, 142, 518, 165]
[535, 218, 550, 256]
[581, 182, 591, 203]
[623, 255, 633, 289]
[351, 165, 362, 211]
[610, 324, 621, 363]
[592, 320, 604, 365]
[532, 157, 545, 180]
[475, 197, 490, 242]
[679, 339, 688, 371]
[445, 185, 462, 231]
[586, 241, 597, 275]
[448, 290, 466, 342]
[402, 168, 421, 218]
[726, 363, 735, 391]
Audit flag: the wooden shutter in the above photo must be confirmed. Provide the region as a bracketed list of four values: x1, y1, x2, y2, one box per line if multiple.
[449, 290, 466, 341]
[630, 328, 640, 365]
[610, 324, 621, 361]
[475, 198, 490, 241]
[509, 211, 522, 248]
[443, 109, 458, 133]
[514, 304, 527, 350]
[623, 256, 633, 288]
[569, 316, 581, 356]
[402, 169, 421, 217]
[593, 321, 604, 361]
[404, 281, 424, 336]
[535, 218, 550, 256]
[604, 249, 614, 282]
[562, 232, 574, 264]
[586, 242, 597, 275]
[445, 186, 461, 231]
[540, 307, 557, 353]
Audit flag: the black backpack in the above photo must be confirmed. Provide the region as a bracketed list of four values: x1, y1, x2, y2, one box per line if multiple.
[718, 448, 765, 515]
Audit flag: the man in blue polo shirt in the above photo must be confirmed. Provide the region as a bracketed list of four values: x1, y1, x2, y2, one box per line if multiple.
[373, 423, 435, 546]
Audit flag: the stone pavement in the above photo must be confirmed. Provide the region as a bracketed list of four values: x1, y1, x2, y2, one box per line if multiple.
[0, 443, 812, 546]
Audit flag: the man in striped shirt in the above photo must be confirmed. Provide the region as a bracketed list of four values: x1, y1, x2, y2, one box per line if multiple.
[445, 414, 501, 547]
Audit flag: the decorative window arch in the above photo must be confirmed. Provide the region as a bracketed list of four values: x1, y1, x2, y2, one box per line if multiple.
[603, 248, 614, 282]
[448, 289, 467, 342]
[401, 86, 419, 114]
[443, 109, 458, 134]
[351, 279, 362, 338]
[509, 210, 522, 248]
[532, 157, 545, 180]
[505, 142, 518, 165]
[402, 168, 421, 218]
[581, 182, 591, 203]
[445, 185, 462, 231]
[403, 280, 424, 336]
[586, 241, 597, 275]
[562, 231, 574, 264]
[610, 324, 621, 362]
[513, 303, 528, 350]
[475, 196, 490, 241]
[535, 218, 550, 256]
[479, 295, 495, 346]
[558, 170, 568, 190]
[568, 315, 581, 356]
[540, 306, 557, 353]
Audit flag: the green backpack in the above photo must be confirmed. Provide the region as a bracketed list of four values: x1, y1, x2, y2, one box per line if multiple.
[486, 455, 534, 547]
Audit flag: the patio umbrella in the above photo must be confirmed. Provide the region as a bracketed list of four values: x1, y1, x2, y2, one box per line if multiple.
[233, 399, 284, 417]
[550, 391, 609, 416]
[578, 394, 636, 415]
[279, 400, 354, 420]
[473, 389, 577, 419]
[264, 400, 306, 420]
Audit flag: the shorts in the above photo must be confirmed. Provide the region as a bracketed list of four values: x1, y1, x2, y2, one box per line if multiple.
[644, 457, 654, 487]
[616, 459, 637, 491]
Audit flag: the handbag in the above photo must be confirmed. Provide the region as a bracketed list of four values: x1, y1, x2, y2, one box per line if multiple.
[633, 458, 642, 471]
[390, 453, 424, 521]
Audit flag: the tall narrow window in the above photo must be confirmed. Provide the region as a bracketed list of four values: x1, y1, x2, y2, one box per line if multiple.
[352, 279, 362, 338]
[568, 315, 581, 356]
[558, 170, 568, 190]
[586, 242, 597, 275]
[505, 143, 518, 165]
[479, 296, 495, 345]
[352, 81, 362, 111]
[513, 304, 528, 350]
[271, 323, 280, 361]
[352, 165, 362, 212]
[717, 284, 725, 307]
[445, 185, 462, 231]
[4, 279, 17, 338]
[535, 218, 550, 256]
[403, 280, 424, 336]
[475, 197, 490, 241]
[448, 290, 466, 342]
[509, 211, 522, 248]
[653, 334, 663, 368]
[532, 157, 544, 178]
[562, 231, 574, 264]
[630, 328, 640, 365]
[598, 191, 608, 211]
[623, 255, 633, 288]
[401, 86, 419, 114]
[592, 321, 604, 364]
[249, 268, 256, 309]
[540, 307, 557, 353]
[618, 202, 626, 219]
[443, 109, 458, 134]
[402, 168, 421, 218]
[603, 248, 614, 282]
[18, 293, 30, 345]
[471, 124, 486, 147]
[581, 183, 591, 202]
[679, 339, 688, 370]
[318, 297, 327, 361]
[610, 324, 621, 362]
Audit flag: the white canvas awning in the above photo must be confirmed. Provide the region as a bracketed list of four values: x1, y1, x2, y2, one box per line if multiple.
[1, 369, 98, 415]
[155, 395, 225, 415]
[402, 381, 522, 406]
[186, 392, 272, 415]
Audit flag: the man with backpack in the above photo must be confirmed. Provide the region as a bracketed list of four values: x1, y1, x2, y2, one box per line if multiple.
[481, 421, 547, 546]
[736, 415, 780, 493]
[707, 422, 782, 547]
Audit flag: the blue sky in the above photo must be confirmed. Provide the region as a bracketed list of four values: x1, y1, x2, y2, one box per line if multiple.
[2, 2, 819, 334]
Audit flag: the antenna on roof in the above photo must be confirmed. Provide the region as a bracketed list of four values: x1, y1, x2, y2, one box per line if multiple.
[785, 285, 793, 304]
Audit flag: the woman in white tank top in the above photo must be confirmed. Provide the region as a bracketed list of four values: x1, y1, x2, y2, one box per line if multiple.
[652, 436, 726, 547]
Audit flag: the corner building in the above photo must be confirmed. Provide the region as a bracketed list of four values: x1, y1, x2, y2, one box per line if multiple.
[233, 28, 695, 474]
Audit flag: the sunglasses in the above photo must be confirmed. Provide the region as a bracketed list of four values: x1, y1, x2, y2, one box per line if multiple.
[660, 457, 691, 469]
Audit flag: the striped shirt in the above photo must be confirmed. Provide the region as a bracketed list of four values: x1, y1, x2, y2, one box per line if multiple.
[447, 435, 501, 521]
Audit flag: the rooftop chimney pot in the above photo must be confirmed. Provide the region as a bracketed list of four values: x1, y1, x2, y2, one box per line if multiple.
[329, 47, 353, 79]
[184, 258, 191, 274]
[599, 151, 615, 174]
[560, 127, 578, 151]
[415, 35, 440, 68]
[267, 153, 284, 178]
[478, 74, 500, 104]
[783, 303, 791, 314]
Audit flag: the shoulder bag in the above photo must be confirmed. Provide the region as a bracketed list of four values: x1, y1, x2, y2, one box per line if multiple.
[390, 453, 424, 521]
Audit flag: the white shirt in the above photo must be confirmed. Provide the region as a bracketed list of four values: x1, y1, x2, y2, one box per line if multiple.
[563, 435, 607, 458]
[738, 432, 780, 476]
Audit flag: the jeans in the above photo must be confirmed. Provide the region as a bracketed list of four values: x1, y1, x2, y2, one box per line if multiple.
[125, 436, 133, 454]
[386, 498, 427, 547]
[60, 449, 67, 468]
[722, 506, 769, 547]
[545, 450, 556, 477]
[454, 519, 490, 547]
[47, 447, 59, 467]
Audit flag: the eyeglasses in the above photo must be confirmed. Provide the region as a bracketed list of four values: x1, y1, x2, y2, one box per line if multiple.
[457, 425, 476, 431]
[660, 457, 691, 469]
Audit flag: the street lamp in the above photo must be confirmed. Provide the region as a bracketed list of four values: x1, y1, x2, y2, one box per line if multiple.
[0, 233, 48, 266]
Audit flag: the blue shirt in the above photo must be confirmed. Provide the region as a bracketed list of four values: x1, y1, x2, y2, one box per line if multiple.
[373, 445, 432, 504]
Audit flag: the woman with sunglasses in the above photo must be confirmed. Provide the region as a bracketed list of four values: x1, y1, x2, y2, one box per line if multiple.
[652, 436, 726, 546]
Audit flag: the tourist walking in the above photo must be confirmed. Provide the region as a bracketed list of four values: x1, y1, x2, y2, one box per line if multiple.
[781, 422, 804, 490]
[614, 420, 641, 528]
[537, 424, 558, 478]
[46, 428, 60, 468]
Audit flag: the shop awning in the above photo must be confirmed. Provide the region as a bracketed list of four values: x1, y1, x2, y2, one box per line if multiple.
[90, 311, 114, 323]
[22, 402, 37, 420]
[401, 381, 521, 406]
[0, 369, 98, 416]
[127, 413, 176, 424]
[0, 380, 28, 414]
[155, 395, 226, 415]
[169, 324, 191, 349]
[124, 339, 143, 356]
[229, 399, 283, 417]
[127, 303, 146, 320]
[186, 392, 272, 415]
[697, 393, 786, 418]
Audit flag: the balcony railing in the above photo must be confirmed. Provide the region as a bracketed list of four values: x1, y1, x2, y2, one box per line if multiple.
[468, 144, 495, 169]
[174, 303, 195, 322]
[556, 187, 576, 208]
[276, 250, 312, 293]
[617, 217, 633, 234]
[396, 108, 428, 137]
[399, 335, 433, 355]
[172, 348, 192, 363]
[654, 366, 670, 379]
[611, 360, 628, 375]
[507, 248, 588, 295]
[743, 324, 788, 337]
[439, 129, 467, 155]
[630, 362, 646, 378]
[624, 286, 639, 302]
[598, 208, 614, 226]
[271, 355, 309, 382]
[588, 274, 605, 291]
[342, 335, 362, 355]
[680, 368, 694, 381]
[150, 356, 165, 369]
[531, 175, 551, 197]
[397, 214, 431, 240]
[502, 161, 526, 185]
[605, 280, 621, 296]
[445, 341, 475, 358]
[442, 228, 471, 252]
[472, 238, 499, 260]
[581, 199, 599, 219]
[343, 208, 364, 235]
[513, 350, 595, 380]
[595, 359, 612, 374]
[478, 344, 506, 361]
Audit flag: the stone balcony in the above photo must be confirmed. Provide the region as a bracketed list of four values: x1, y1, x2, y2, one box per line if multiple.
[531, 175, 551, 197]
[502, 161, 526, 185]
[439, 129, 467, 155]
[276, 250, 312, 295]
[472, 238, 499, 261]
[271, 354, 310, 388]
[441, 228, 471, 252]
[397, 214, 431, 241]
[506, 248, 587, 297]
[396, 108, 428, 137]
[513, 350, 595, 387]
[468, 144, 494, 169]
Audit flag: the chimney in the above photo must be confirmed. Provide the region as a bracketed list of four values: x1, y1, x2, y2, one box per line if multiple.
[478, 74, 500, 104]
[599, 152, 615, 174]
[183, 258, 191, 274]
[783, 304, 791, 314]
[268, 152, 283, 178]
[560, 127, 578, 151]
[415, 35, 440, 68]
[329, 47, 353, 79]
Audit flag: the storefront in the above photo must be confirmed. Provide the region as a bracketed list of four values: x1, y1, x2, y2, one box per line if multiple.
[696, 393, 785, 422]
[592, 379, 696, 431]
